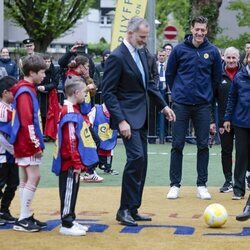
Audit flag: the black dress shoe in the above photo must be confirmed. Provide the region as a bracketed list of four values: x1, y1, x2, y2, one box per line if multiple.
[116, 209, 138, 226]
[131, 213, 152, 221]
[236, 205, 250, 221]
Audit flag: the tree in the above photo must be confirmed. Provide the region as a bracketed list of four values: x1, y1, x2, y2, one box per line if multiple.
[189, 0, 223, 41]
[155, 0, 223, 45]
[214, 0, 250, 50]
[156, 0, 190, 42]
[227, 0, 250, 27]
[4, 0, 95, 52]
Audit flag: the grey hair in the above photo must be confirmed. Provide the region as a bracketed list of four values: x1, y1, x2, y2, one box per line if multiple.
[224, 47, 240, 58]
[127, 16, 149, 32]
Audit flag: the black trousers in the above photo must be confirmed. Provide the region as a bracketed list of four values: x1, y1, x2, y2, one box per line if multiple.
[219, 128, 234, 183]
[233, 127, 250, 196]
[59, 167, 80, 228]
[120, 128, 147, 214]
[0, 162, 19, 213]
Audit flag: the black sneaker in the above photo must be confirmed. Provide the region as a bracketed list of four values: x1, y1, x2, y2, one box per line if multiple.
[28, 214, 47, 228]
[219, 182, 233, 193]
[13, 218, 41, 232]
[104, 169, 119, 175]
[232, 193, 244, 200]
[0, 218, 6, 226]
[0, 211, 17, 223]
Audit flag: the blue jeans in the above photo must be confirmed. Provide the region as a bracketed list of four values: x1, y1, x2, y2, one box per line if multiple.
[169, 102, 210, 187]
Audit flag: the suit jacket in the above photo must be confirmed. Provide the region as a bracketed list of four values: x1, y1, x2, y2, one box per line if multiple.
[102, 42, 167, 130]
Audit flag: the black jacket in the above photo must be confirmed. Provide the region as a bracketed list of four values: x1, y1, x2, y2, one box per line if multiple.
[211, 62, 242, 127]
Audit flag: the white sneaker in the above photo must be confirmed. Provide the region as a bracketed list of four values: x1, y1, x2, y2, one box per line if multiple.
[197, 186, 211, 200]
[81, 171, 104, 183]
[167, 186, 180, 199]
[73, 221, 89, 232]
[59, 224, 86, 236]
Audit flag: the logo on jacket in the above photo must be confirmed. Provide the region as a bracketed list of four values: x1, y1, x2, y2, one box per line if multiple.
[98, 123, 113, 141]
[204, 53, 209, 59]
[81, 122, 96, 148]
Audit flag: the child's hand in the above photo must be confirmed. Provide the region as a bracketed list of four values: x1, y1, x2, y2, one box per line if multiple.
[87, 83, 95, 90]
[82, 67, 90, 78]
[34, 150, 43, 158]
[37, 86, 45, 92]
[73, 168, 81, 174]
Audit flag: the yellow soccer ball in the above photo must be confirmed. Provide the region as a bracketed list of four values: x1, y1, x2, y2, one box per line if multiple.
[203, 203, 228, 228]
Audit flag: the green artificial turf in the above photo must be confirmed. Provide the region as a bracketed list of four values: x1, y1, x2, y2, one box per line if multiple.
[39, 141, 225, 188]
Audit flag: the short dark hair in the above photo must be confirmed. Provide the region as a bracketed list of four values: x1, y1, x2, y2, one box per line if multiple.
[191, 16, 208, 27]
[22, 55, 46, 76]
[0, 76, 17, 97]
[162, 43, 173, 50]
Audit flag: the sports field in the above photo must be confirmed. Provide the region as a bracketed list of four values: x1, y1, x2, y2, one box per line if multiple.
[1, 141, 249, 250]
[39, 140, 228, 188]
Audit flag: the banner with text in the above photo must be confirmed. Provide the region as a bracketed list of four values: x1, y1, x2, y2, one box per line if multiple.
[110, 0, 148, 51]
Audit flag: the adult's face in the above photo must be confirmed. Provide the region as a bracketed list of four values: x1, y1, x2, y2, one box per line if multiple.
[44, 59, 51, 69]
[1, 48, 10, 59]
[157, 51, 167, 63]
[245, 43, 250, 54]
[224, 52, 239, 69]
[246, 54, 250, 66]
[164, 45, 172, 57]
[25, 43, 35, 55]
[129, 24, 149, 49]
[191, 22, 208, 46]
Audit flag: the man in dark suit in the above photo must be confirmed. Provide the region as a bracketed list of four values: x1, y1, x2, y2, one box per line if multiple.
[102, 16, 175, 226]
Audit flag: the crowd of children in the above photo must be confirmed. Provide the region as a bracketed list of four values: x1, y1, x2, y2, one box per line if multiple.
[0, 52, 119, 235]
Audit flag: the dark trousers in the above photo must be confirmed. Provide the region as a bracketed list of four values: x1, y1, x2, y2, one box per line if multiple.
[0, 162, 19, 213]
[233, 127, 250, 196]
[219, 128, 234, 183]
[98, 155, 113, 170]
[59, 167, 80, 228]
[120, 128, 147, 214]
[169, 103, 210, 187]
[148, 100, 157, 142]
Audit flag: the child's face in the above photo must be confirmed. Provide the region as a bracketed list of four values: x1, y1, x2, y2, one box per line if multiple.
[30, 69, 46, 84]
[3, 90, 14, 104]
[75, 86, 88, 104]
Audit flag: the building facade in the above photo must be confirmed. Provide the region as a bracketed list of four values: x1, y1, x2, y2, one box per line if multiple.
[0, 0, 249, 53]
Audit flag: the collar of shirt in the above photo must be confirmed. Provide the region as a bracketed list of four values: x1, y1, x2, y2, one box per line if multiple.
[123, 39, 136, 59]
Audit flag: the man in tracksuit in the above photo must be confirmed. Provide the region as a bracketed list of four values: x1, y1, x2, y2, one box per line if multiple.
[166, 16, 222, 200]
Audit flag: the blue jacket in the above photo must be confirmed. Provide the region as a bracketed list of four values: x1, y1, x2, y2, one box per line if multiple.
[166, 35, 222, 105]
[52, 112, 99, 176]
[93, 105, 118, 151]
[224, 66, 250, 128]
[0, 57, 18, 79]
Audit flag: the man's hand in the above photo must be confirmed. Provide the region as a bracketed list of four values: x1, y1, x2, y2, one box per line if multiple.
[70, 41, 84, 53]
[162, 106, 176, 122]
[118, 120, 131, 139]
[223, 121, 231, 133]
[210, 123, 216, 135]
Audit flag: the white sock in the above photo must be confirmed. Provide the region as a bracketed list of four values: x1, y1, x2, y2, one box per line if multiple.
[19, 181, 25, 211]
[246, 171, 250, 178]
[19, 184, 36, 221]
